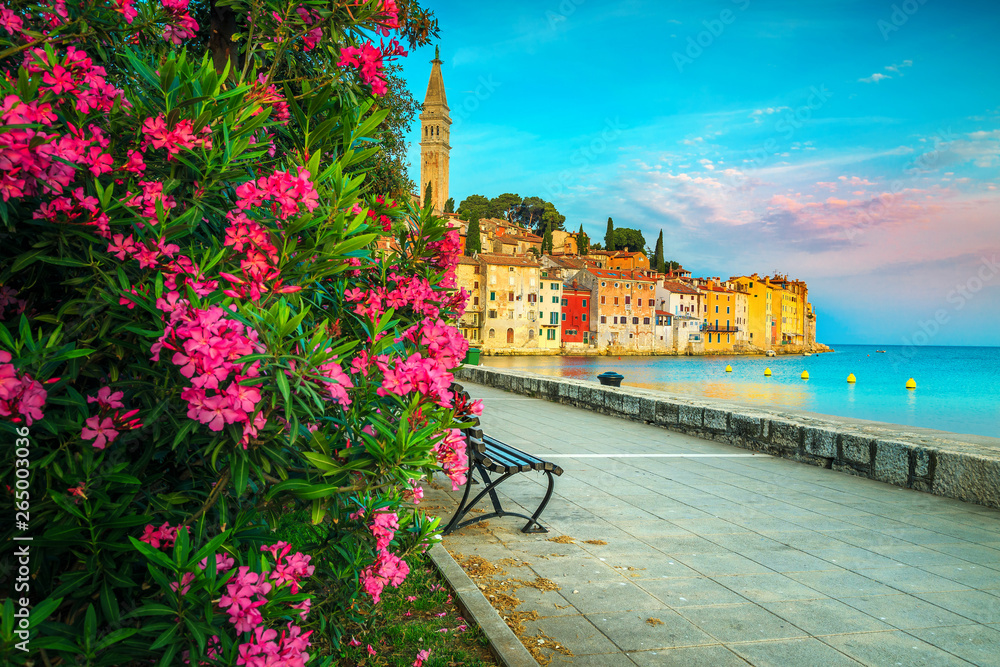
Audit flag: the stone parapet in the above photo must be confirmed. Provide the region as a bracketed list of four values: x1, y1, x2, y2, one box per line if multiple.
[454, 366, 1000, 510]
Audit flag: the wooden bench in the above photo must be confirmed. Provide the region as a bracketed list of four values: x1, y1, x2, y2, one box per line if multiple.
[442, 385, 563, 535]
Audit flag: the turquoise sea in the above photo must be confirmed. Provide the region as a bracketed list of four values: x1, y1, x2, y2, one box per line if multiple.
[481, 345, 1000, 439]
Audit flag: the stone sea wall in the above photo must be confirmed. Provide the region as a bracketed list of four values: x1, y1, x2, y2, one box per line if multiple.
[454, 365, 1000, 511]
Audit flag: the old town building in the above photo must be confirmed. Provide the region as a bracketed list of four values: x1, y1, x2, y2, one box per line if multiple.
[575, 268, 656, 351]
[480, 254, 542, 351]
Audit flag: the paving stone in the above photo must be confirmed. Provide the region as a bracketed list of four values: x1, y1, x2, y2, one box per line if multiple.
[560, 579, 666, 614]
[586, 610, 716, 651]
[913, 590, 1000, 624]
[628, 644, 748, 666]
[678, 603, 808, 642]
[710, 572, 827, 603]
[672, 553, 773, 577]
[908, 624, 1000, 666]
[839, 594, 972, 630]
[821, 630, 976, 667]
[783, 569, 901, 598]
[740, 548, 840, 573]
[853, 565, 973, 594]
[728, 637, 864, 666]
[549, 652, 638, 666]
[520, 614, 622, 655]
[637, 576, 751, 608]
[920, 564, 1000, 590]
[762, 598, 893, 635]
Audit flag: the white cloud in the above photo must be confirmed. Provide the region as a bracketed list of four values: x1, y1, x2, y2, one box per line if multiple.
[859, 73, 891, 84]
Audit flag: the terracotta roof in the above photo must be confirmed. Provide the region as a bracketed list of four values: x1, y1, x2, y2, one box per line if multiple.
[508, 233, 542, 242]
[655, 309, 671, 316]
[660, 280, 701, 295]
[478, 253, 540, 268]
[586, 268, 655, 282]
[456, 256, 480, 266]
[563, 284, 591, 293]
[545, 256, 587, 269]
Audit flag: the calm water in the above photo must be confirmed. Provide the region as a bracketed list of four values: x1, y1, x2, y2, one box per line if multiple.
[482, 345, 1000, 439]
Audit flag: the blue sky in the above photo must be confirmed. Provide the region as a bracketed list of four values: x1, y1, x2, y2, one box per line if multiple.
[397, 0, 1000, 346]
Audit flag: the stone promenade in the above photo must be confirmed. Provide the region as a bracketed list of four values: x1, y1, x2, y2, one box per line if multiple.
[428, 383, 1000, 666]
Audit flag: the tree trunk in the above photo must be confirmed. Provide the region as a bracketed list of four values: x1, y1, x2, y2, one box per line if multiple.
[209, 0, 240, 76]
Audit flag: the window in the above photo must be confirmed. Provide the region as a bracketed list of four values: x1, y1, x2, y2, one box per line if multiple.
[583, 332, 589, 343]
[601, 296, 606, 304]
[625, 283, 630, 289]
[632, 317, 639, 325]
[508, 266, 515, 272]
[582, 314, 587, 322]
[488, 310, 497, 318]
[488, 329, 495, 339]
[551, 283, 558, 290]
[474, 297, 480, 306]
[727, 307, 731, 314]
[490, 291, 496, 301]
[528, 329, 535, 340]
[582, 299, 587, 307]
[614, 282, 619, 288]
[715, 306, 719, 313]
[529, 278, 535, 287]
[637, 298, 642, 307]
[625, 296, 631, 305]
[508, 291, 514, 301]
[601, 281, 606, 287]
[561, 297, 567, 306]
[600, 316, 607, 324]
[546, 329, 556, 340]
[643, 317, 650, 325]
[727, 334, 731, 343]
[613, 317, 618, 324]
[614, 297, 619, 305]
[561, 313, 566, 321]
[552, 296, 559, 304]
[528, 293, 537, 303]
[550, 312, 559, 325]
[508, 276, 515, 286]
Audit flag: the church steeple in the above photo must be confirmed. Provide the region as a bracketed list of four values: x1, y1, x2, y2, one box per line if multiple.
[419, 45, 451, 214]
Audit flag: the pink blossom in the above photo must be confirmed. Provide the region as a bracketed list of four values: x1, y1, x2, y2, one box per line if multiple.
[81, 415, 118, 449]
[413, 649, 430, 667]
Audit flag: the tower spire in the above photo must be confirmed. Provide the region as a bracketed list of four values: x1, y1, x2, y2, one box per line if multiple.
[419, 46, 451, 214]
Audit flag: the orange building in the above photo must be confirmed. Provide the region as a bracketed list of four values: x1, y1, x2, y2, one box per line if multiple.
[575, 268, 656, 351]
[608, 251, 650, 272]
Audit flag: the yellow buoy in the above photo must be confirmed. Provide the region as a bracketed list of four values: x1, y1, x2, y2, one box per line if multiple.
[906, 378, 916, 389]
[801, 371, 809, 380]
[764, 368, 772, 376]
[847, 373, 856, 383]
[725, 365, 733, 372]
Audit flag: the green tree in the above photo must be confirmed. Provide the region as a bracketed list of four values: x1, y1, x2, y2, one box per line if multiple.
[542, 223, 553, 254]
[541, 202, 566, 232]
[491, 192, 522, 221]
[613, 227, 647, 254]
[591, 242, 603, 250]
[665, 259, 682, 272]
[654, 230, 664, 274]
[515, 196, 547, 230]
[444, 197, 455, 213]
[423, 181, 433, 208]
[577, 224, 590, 254]
[457, 194, 497, 220]
[465, 213, 482, 256]
[605, 217, 616, 251]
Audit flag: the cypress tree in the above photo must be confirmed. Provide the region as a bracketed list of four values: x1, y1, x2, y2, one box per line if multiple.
[423, 182, 433, 208]
[605, 217, 615, 251]
[577, 224, 589, 255]
[444, 197, 455, 213]
[654, 230, 665, 274]
[465, 213, 481, 256]
[542, 222, 553, 255]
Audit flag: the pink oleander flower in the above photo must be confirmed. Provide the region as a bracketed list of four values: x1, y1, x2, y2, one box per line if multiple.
[139, 522, 183, 549]
[413, 649, 430, 667]
[81, 415, 118, 449]
[170, 571, 196, 595]
[87, 386, 125, 409]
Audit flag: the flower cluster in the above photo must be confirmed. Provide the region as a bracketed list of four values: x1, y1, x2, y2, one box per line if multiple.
[425, 229, 463, 289]
[234, 167, 319, 221]
[139, 521, 185, 549]
[161, 0, 199, 45]
[431, 429, 469, 491]
[151, 302, 266, 445]
[337, 40, 407, 96]
[0, 351, 46, 425]
[24, 46, 127, 114]
[0, 285, 26, 321]
[80, 386, 143, 449]
[262, 541, 315, 594]
[247, 75, 291, 125]
[141, 114, 213, 156]
[358, 509, 409, 604]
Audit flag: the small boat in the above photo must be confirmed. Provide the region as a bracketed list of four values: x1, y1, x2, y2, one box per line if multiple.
[803, 353, 812, 357]
[765, 350, 776, 357]
[876, 350, 886, 353]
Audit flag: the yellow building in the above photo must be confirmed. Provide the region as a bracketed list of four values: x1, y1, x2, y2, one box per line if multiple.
[480, 254, 544, 351]
[700, 281, 740, 353]
[729, 274, 776, 350]
[766, 275, 808, 346]
[455, 256, 483, 344]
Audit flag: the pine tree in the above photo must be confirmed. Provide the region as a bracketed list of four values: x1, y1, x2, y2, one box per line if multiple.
[423, 182, 433, 208]
[465, 213, 481, 256]
[444, 197, 455, 213]
[605, 217, 615, 251]
[543, 222, 553, 255]
[654, 230, 665, 274]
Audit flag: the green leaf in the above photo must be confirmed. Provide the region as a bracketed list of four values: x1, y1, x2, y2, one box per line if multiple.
[231, 454, 248, 496]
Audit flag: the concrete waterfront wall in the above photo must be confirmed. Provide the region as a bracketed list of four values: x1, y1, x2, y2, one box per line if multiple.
[454, 366, 1000, 511]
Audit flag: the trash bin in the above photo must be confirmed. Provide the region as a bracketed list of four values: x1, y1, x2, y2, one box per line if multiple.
[597, 371, 624, 387]
[464, 347, 481, 366]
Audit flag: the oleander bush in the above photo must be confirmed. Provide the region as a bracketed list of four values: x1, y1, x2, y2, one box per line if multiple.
[0, 1, 480, 664]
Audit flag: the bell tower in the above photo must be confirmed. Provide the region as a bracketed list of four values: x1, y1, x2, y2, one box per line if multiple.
[419, 46, 451, 213]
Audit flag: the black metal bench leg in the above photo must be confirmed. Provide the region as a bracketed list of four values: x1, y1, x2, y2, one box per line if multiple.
[442, 463, 477, 535]
[521, 470, 555, 533]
